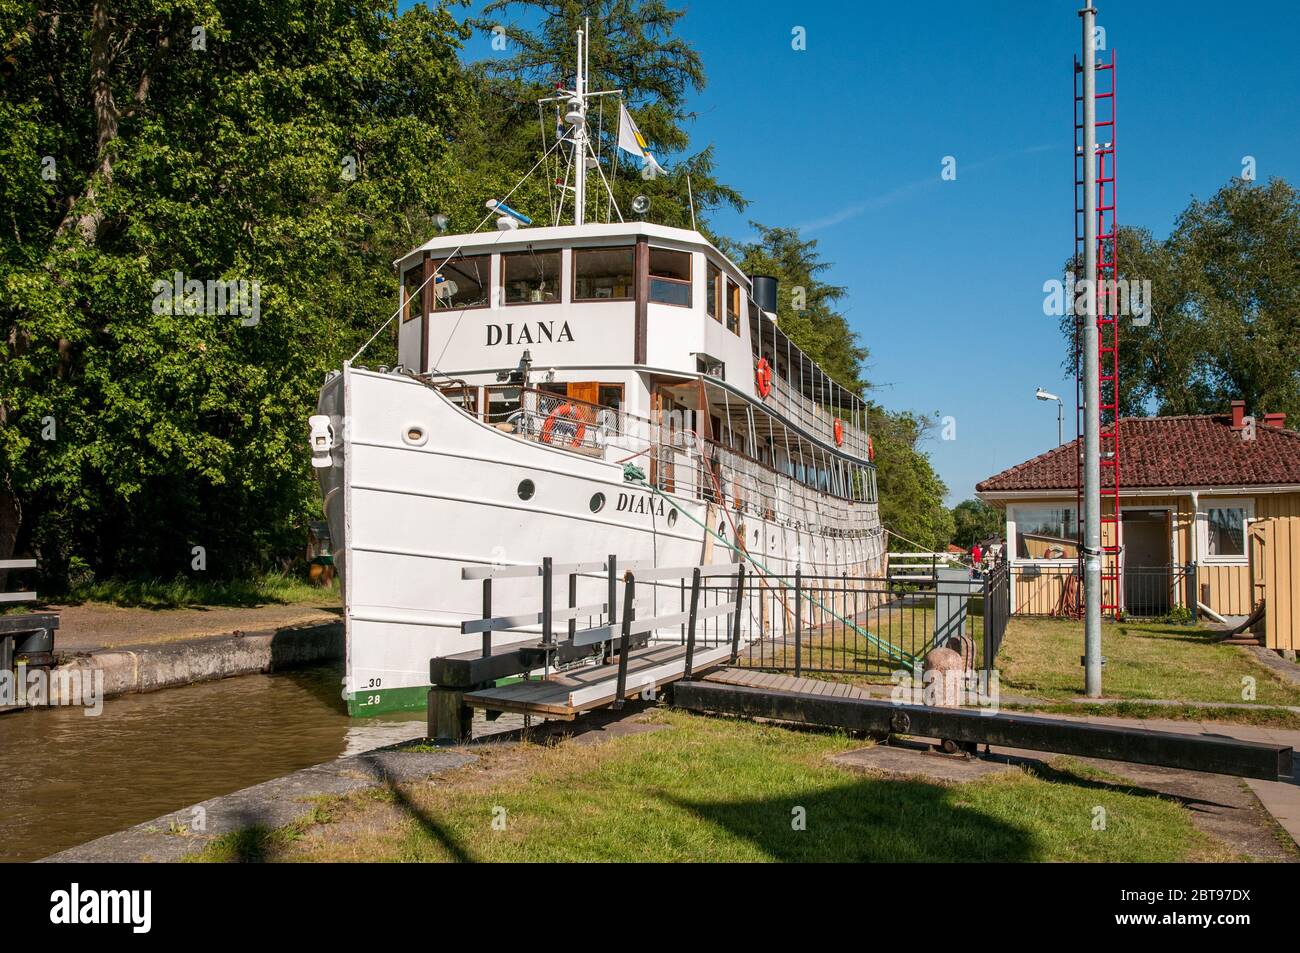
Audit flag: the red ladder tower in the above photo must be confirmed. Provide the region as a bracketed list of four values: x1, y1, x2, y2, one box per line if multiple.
[1074, 49, 1121, 618]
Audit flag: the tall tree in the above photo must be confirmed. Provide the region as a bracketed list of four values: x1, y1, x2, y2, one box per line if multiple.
[469, 0, 744, 230]
[1060, 177, 1300, 420]
[728, 222, 952, 551]
[0, 0, 475, 577]
[949, 498, 1002, 548]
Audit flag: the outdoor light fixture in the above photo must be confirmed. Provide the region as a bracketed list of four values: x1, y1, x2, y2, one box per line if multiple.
[1036, 387, 1064, 446]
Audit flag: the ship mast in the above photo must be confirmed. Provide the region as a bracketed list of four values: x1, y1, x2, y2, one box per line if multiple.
[542, 18, 622, 227]
[572, 22, 588, 226]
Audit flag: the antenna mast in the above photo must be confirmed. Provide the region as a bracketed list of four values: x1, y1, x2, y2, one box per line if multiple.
[572, 22, 588, 226]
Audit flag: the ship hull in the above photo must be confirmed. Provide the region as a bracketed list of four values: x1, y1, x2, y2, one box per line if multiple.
[318, 366, 884, 715]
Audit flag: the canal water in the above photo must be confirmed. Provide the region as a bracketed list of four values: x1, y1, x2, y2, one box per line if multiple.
[0, 666, 426, 862]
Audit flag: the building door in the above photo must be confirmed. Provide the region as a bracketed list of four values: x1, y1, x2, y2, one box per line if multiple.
[1122, 509, 1169, 615]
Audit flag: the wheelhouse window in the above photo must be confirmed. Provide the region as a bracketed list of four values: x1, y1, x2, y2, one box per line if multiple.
[1014, 506, 1078, 560]
[706, 262, 720, 322]
[649, 248, 692, 307]
[402, 265, 423, 323]
[502, 250, 561, 305]
[1205, 504, 1248, 558]
[725, 278, 741, 334]
[433, 255, 490, 310]
[573, 247, 634, 300]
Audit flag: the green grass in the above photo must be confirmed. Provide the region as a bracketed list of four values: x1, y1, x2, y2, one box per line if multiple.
[58, 570, 337, 609]
[996, 617, 1300, 708]
[189, 710, 1234, 863]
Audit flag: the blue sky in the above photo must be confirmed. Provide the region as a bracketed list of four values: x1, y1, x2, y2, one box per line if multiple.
[439, 0, 1300, 502]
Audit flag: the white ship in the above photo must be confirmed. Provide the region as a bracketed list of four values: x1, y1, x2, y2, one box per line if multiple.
[312, 24, 885, 715]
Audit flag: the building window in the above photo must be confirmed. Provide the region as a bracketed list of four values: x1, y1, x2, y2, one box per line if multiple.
[649, 247, 692, 306]
[502, 250, 561, 305]
[1202, 501, 1250, 560]
[725, 278, 741, 334]
[706, 262, 720, 322]
[402, 265, 423, 323]
[1013, 506, 1078, 560]
[433, 255, 490, 310]
[573, 247, 634, 301]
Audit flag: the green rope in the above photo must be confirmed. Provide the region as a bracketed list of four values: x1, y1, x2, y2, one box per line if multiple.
[622, 463, 918, 669]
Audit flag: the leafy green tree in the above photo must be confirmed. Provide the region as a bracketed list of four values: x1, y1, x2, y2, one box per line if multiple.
[1061, 177, 1300, 421]
[469, 0, 744, 229]
[726, 222, 951, 551]
[0, 0, 474, 577]
[949, 498, 1002, 548]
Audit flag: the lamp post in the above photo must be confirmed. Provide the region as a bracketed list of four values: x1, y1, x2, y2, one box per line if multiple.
[1036, 388, 1064, 446]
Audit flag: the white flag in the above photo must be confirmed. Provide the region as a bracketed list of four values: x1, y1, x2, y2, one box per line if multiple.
[617, 102, 666, 177]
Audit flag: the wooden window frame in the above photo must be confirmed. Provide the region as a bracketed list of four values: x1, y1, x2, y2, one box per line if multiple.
[432, 254, 493, 312]
[572, 246, 636, 302]
[500, 249, 563, 307]
[725, 277, 741, 334]
[647, 246, 693, 308]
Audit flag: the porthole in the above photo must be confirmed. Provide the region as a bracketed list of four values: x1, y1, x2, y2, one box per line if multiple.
[402, 423, 429, 447]
[590, 492, 606, 513]
[667, 509, 678, 528]
[517, 479, 535, 501]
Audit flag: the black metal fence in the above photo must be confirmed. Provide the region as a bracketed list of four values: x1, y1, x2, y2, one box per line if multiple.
[1008, 563, 1197, 620]
[693, 564, 1010, 679]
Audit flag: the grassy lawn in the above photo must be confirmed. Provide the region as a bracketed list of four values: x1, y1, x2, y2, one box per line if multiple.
[996, 616, 1300, 708]
[750, 594, 987, 675]
[56, 571, 337, 609]
[190, 710, 1237, 863]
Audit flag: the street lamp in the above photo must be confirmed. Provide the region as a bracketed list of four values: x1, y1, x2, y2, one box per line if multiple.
[1036, 388, 1063, 446]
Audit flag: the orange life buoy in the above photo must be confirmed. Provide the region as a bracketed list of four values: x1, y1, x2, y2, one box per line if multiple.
[833, 418, 844, 446]
[540, 402, 586, 447]
[867, 434, 874, 462]
[755, 357, 773, 398]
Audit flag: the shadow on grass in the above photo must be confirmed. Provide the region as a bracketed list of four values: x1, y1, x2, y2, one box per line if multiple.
[51, 574, 339, 610]
[663, 777, 1036, 862]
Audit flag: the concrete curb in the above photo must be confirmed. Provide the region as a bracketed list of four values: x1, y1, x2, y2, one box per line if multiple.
[45, 620, 344, 703]
[1246, 645, 1300, 688]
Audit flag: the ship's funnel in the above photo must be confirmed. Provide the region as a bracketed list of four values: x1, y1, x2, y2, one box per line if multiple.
[750, 274, 779, 316]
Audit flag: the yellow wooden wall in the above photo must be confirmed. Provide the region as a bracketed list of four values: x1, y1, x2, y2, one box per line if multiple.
[1250, 494, 1300, 652]
[1005, 493, 1300, 628]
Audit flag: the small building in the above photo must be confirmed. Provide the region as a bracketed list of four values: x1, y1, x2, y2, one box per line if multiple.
[976, 402, 1300, 651]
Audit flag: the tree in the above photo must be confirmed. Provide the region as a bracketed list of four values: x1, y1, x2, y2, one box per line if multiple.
[469, 0, 744, 230]
[1060, 177, 1300, 421]
[950, 499, 1002, 548]
[0, 0, 475, 577]
[727, 222, 952, 551]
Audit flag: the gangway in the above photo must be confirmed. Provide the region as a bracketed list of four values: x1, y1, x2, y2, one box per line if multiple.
[427, 558, 747, 742]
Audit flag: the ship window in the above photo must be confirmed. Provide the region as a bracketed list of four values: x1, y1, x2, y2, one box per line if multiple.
[485, 386, 522, 427]
[438, 384, 478, 416]
[725, 278, 741, 334]
[590, 492, 606, 513]
[402, 265, 423, 323]
[573, 247, 634, 301]
[433, 254, 490, 310]
[649, 248, 692, 307]
[706, 262, 721, 322]
[517, 479, 535, 501]
[502, 250, 561, 305]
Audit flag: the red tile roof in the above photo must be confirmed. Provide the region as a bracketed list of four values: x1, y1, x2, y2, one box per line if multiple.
[976, 414, 1300, 493]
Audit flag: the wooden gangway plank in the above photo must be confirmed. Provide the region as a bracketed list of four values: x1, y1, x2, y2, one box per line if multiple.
[463, 643, 730, 719]
[703, 667, 872, 700]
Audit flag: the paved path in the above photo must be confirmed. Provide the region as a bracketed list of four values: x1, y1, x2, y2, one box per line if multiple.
[46, 601, 340, 654]
[1016, 710, 1300, 848]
